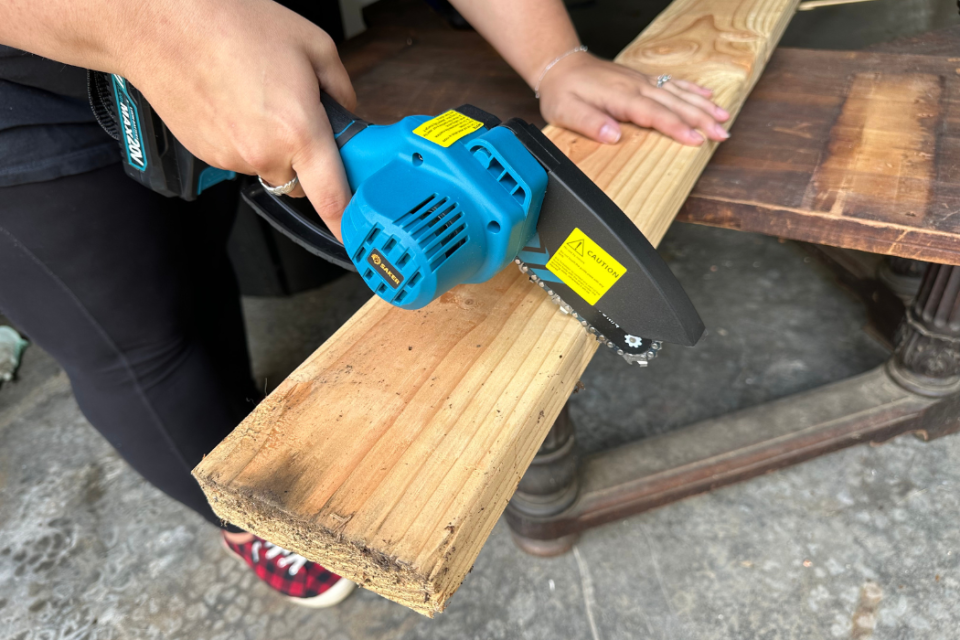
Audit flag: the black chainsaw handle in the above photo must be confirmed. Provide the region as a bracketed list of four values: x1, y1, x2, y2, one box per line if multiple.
[236, 93, 367, 272]
[241, 179, 356, 272]
[320, 91, 369, 149]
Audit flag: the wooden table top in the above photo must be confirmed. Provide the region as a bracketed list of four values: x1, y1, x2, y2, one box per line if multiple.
[678, 28, 960, 265]
[341, 4, 960, 265]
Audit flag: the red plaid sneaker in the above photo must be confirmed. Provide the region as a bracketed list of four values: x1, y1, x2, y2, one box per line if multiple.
[222, 533, 356, 607]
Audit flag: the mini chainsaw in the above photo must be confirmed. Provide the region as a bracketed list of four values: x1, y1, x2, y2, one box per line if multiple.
[89, 71, 704, 365]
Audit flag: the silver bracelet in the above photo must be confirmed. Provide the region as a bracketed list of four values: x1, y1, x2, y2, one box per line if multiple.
[534, 45, 588, 99]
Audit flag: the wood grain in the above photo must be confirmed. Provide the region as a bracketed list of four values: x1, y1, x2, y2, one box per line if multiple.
[677, 41, 960, 263]
[868, 23, 960, 57]
[194, 0, 798, 616]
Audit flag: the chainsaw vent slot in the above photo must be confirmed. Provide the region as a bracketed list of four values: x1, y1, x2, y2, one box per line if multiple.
[396, 195, 452, 239]
[397, 252, 411, 267]
[393, 289, 407, 304]
[357, 224, 402, 294]
[409, 272, 422, 287]
[472, 147, 527, 206]
[437, 236, 467, 270]
[394, 195, 469, 272]
[356, 224, 383, 266]
[426, 220, 467, 271]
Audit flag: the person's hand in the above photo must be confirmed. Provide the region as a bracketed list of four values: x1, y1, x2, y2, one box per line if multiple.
[536, 53, 730, 147]
[118, 0, 355, 239]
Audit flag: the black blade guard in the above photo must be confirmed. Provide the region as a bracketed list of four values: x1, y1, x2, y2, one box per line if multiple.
[502, 119, 704, 355]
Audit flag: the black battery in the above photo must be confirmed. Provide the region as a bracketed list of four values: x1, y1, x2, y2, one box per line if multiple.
[88, 71, 235, 200]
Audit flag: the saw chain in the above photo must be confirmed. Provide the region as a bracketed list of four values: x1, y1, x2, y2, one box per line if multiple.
[515, 260, 662, 366]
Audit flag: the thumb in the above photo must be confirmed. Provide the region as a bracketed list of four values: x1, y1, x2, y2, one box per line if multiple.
[291, 106, 352, 243]
[545, 96, 621, 145]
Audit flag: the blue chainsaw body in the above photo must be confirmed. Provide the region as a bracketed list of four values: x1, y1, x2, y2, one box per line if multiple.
[338, 116, 547, 309]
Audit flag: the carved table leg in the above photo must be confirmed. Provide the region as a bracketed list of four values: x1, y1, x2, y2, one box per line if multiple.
[506, 404, 581, 556]
[505, 264, 960, 554]
[877, 256, 927, 305]
[888, 263, 960, 397]
[801, 244, 909, 348]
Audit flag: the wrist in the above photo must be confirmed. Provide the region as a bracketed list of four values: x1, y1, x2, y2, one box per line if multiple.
[98, 2, 177, 81]
[514, 33, 577, 85]
[533, 44, 588, 98]
[112, 0, 222, 83]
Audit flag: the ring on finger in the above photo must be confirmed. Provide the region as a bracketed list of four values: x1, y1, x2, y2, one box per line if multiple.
[259, 174, 299, 196]
[656, 74, 672, 89]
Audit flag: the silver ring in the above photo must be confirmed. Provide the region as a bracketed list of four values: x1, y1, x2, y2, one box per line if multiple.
[259, 174, 299, 196]
[656, 74, 672, 89]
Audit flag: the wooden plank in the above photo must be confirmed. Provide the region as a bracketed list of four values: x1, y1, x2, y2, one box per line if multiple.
[677, 43, 960, 263]
[193, 0, 799, 616]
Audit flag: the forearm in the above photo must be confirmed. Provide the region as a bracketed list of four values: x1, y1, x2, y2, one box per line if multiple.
[0, 0, 356, 237]
[0, 0, 204, 81]
[446, 0, 579, 89]
[2, 0, 122, 71]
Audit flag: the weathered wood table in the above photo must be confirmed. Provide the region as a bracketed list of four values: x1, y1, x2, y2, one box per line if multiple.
[506, 27, 960, 553]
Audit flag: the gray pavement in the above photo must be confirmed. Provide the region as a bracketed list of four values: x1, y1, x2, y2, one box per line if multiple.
[3, 222, 959, 639]
[4, 0, 960, 635]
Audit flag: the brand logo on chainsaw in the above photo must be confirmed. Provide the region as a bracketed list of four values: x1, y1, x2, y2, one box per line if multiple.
[367, 249, 404, 289]
[111, 75, 147, 172]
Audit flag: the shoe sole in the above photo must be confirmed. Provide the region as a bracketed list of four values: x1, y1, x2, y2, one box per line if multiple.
[220, 535, 357, 608]
[286, 576, 357, 608]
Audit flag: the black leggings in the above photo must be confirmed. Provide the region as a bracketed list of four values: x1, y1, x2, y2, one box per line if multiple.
[0, 163, 258, 530]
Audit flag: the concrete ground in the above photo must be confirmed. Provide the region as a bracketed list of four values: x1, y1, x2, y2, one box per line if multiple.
[3, 2, 960, 639]
[4, 221, 959, 640]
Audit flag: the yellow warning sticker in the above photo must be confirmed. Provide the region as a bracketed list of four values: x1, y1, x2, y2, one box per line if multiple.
[413, 110, 484, 148]
[546, 228, 626, 305]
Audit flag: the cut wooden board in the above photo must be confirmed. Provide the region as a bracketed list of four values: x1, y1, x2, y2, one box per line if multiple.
[194, 0, 799, 616]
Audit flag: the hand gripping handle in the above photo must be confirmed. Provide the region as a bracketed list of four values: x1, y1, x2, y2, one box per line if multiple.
[238, 92, 368, 271]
